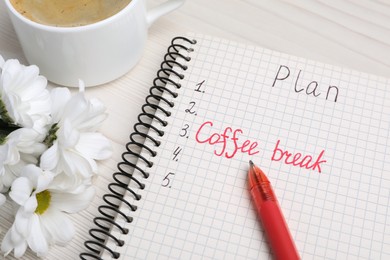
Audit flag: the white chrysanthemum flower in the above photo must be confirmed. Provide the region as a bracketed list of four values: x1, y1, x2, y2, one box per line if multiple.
[0, 55, 51, 133]
[1, 164, 95, 258]
[0, 127, 46, 190]
[40, 86, 112, 190]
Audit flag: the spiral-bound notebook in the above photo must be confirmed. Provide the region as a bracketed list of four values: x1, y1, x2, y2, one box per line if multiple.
[81, 34, 390, 259]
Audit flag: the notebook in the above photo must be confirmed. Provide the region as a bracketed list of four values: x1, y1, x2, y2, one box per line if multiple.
[80, 33, 390, 259]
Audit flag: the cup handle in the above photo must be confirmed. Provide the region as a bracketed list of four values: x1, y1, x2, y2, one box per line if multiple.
[146, 0, 185, 27]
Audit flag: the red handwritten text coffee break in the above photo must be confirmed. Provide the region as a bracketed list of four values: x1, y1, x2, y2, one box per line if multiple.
[195, 121, 327, 173]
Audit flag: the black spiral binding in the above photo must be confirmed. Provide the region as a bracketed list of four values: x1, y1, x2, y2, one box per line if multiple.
[80, 36, 196, 260]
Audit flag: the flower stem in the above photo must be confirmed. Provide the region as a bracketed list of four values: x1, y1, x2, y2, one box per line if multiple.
[0, 97, 13, 124]
[0, 119, 21, 145]
[44, 123, 59, 148]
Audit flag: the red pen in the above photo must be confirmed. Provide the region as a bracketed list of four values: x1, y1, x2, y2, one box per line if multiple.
[248, 160, 300, 260]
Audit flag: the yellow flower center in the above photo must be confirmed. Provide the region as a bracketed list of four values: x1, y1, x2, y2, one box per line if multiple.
[35, 190, 51, 215]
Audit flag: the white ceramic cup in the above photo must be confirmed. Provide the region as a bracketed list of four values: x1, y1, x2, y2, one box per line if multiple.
[4, 0, 185, 87]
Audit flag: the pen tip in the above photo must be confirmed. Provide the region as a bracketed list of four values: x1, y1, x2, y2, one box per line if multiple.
[249, 160, 254, 166]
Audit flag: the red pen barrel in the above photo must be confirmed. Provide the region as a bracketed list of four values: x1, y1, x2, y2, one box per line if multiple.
[251, 186, 300, 260]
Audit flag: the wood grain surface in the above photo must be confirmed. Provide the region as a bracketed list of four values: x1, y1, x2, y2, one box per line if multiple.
[0, 0, 389, 259]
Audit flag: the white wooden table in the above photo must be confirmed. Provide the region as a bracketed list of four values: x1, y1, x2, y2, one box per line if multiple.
[0, 0, 389, 259]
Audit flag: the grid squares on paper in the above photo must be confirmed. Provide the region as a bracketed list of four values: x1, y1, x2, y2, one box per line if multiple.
[110, 34, 390, 260]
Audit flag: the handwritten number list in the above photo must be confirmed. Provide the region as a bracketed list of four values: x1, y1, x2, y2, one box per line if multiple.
[161, 80, 206, 188]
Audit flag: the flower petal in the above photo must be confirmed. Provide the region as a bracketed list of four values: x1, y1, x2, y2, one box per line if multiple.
[9, 127, 46, 155]
[27, 214, 48, 257]
[60, 119, 80, 148]
[20, 164, 42, 184]
[23, 196, 38, 214]
[51, 186, 95, 213]
[13, 241, 28, 259]
[49, 173, 79, 192]
[0, 58, 50, 129]
[50, 87, 71, 122]
[50, 171, 92, 193]
[78, 79, 85, 92]
[9, 177, 33, 205]
[1, 230, 13, 256]
[35, 171, 54, 193]
[76, 132, 112, 160]
[62, 150, 92, 178]
[0, 141, 20, 165]
[14, 215, 31, 241]
[1, 225, 28, 258]
[40, 142, 59, 172]
[40, 209, 75, 245]
[61, 93, 88, 126]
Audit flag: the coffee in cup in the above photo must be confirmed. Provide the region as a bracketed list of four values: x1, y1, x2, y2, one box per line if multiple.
[9, 0, 132, 27]
[5, 0, 185, 87]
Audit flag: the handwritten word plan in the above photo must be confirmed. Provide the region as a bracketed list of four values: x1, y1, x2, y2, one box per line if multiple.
[103, 34, 390, 259]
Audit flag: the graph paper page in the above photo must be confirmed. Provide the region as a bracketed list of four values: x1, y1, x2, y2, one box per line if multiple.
[104, 34, 390, 259]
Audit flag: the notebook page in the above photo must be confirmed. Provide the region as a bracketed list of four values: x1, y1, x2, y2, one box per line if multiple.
[103, 34, 390, 259]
